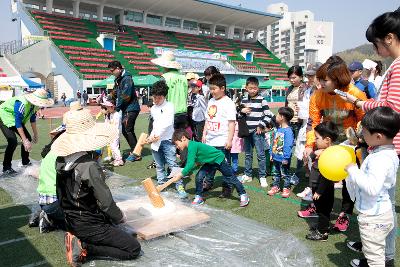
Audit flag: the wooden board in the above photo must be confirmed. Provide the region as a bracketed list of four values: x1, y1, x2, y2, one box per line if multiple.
[118, 197, 210, 240]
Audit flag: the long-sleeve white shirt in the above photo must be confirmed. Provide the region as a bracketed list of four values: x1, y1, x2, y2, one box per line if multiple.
[346, 145, 398, 215]
[150, 100, 175, 151]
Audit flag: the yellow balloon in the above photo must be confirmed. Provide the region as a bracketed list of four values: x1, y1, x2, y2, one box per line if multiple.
[318, 145, 356, 182]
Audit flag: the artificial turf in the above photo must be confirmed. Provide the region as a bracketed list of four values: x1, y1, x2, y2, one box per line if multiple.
[0, 113, 398, 267]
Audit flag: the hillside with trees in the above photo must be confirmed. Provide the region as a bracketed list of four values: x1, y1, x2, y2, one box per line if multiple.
[336, 43, 393, 69]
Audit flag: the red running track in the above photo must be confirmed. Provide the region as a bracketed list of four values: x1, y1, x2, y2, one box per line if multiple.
[43, 102, 284, 119]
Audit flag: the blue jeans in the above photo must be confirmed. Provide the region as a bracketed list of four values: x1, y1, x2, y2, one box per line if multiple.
[272, 160, 291, 189]
[227, 153, 239, 174]
[151, 140, 183, 187]
[385, 185, 396, 261]
[243, 131, 266, 178]
[204, 146, 231, 188]
[195, 159, 246, 197]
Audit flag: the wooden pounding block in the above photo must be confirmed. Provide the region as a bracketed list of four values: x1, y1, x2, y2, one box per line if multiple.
[118, 197, 210, 240]
[132, 133, 148, 156]
[142, 178, 165, 208]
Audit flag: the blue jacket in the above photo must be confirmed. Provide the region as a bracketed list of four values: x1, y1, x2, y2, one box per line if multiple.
[354, 79, 376, 99]
[114, 70, 140, 113]
[270, 127, 294, 162]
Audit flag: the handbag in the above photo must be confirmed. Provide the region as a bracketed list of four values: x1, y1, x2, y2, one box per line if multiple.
[237, 114, 250, 138]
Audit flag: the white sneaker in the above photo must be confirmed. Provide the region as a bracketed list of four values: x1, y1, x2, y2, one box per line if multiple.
[239, 174, 252, 183]
[302, 191, 313, 201]
[296, 187, 311, 198]
[259, 177, 268, 188]
[334, 181, 343, 189]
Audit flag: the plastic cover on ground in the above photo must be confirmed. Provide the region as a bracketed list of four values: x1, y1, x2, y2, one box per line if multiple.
[0, 160, 314, 266]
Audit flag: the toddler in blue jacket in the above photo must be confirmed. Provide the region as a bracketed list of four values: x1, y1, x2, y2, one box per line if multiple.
[268, 107, 294, 198]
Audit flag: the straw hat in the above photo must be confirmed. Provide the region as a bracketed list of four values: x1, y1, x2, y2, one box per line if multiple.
[51, 108, 118, 157]
[25, 89, 54, 107]
[52, 101, 82, 136]
[186, 72, 200, 80]
[151, 51, 182, 70]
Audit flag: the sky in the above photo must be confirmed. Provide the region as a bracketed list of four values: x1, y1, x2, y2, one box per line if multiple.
[224, 0, 399, 52]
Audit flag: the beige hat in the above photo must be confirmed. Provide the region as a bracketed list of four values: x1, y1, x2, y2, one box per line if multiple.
[186, 72, 200, 80]
[51, 108, 118, 156]
[62, 101, 82, 125]
[25, 89, 54, 107]
[151, 51, 182, 70]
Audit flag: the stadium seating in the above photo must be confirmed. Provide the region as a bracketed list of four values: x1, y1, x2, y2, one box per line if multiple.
[30, 10, 287, 79]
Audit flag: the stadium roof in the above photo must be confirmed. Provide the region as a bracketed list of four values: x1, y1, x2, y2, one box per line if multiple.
[62, 0, 282, 29]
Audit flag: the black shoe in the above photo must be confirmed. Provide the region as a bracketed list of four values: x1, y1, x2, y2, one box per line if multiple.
[22, 162, 32, 168]
[305, 229, 328, 241]
[1, 168, 18, 177]
[39, 211, 54, 233]
[347, 241, 362, 253]
[28, 210, 41, 227]
[352, 258, 396, 267]
[146, 161, 157, 169]
[218, 187, 232, 198]
[385, 259, 394, 267]
[202, 180, 213, 192]
[351, 258, 369, 267]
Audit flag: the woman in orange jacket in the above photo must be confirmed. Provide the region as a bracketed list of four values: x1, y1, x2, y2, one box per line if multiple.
[303, 57, 367, 232]
[305, 59, 367, 151]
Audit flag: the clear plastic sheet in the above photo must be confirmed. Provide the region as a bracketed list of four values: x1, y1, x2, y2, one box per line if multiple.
[0, 160, 314, 266]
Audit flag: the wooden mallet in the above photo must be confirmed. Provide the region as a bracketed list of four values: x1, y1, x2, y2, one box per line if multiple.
[142, 177, 179, 208]
[132, 133, 148, 157]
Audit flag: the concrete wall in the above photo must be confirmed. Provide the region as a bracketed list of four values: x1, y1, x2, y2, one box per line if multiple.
[8, 40, 52, 76]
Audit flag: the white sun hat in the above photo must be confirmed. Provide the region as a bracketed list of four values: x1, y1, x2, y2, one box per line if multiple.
[151, 51, 182, 70]
[51, 108, 118, 157]
[25, 89, 54, 107]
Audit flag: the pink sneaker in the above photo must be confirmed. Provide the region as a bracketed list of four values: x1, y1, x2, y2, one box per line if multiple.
[268, 186, 280, 196]
[298, 204, 318, 218]
[333, 212, 349, 232]
[281, 188, 291, 198]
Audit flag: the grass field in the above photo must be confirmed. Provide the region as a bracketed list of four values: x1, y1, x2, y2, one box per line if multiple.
[0, 113, 398, 267]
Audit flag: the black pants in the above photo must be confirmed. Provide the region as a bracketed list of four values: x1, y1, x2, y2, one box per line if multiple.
[290, 120, 302, 140]
[78, 224, 141, 261]
[40, 200, 65, 230]
[311, 183, 334, 234]
[341, 180, 354, 215]
[122, 111, 139, 151]
[0, 120, 31, 171]
[192, 120, 205, 142]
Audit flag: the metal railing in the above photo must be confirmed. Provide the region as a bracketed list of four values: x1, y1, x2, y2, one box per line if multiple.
[0, 39, 40, 56]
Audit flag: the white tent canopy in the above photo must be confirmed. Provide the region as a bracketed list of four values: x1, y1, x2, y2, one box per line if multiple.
[0, 76, 28, 87]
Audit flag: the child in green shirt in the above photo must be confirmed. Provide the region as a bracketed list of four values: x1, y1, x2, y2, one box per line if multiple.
[171, 129, 249, 207]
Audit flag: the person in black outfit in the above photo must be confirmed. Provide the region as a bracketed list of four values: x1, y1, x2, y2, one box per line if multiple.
[304, 121, 339, 241]
[108, 60, 141, 162]
[51, 108, 141, 266]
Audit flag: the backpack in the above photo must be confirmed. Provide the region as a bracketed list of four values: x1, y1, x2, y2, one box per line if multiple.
[359, 79, 371, 99]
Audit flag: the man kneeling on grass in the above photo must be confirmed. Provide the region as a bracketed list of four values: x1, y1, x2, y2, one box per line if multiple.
[51, 108, 141, 266]
[171, 129, 249, 207]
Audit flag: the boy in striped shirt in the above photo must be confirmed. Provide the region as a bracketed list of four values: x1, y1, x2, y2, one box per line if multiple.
[239, 77, 274, 187]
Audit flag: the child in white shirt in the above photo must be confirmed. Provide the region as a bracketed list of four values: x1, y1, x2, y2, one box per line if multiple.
[101, 100, 123, 167]
[147, 81, 188, 199]
[345, 107, 400, 267]
[202, 74, 238, 197]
